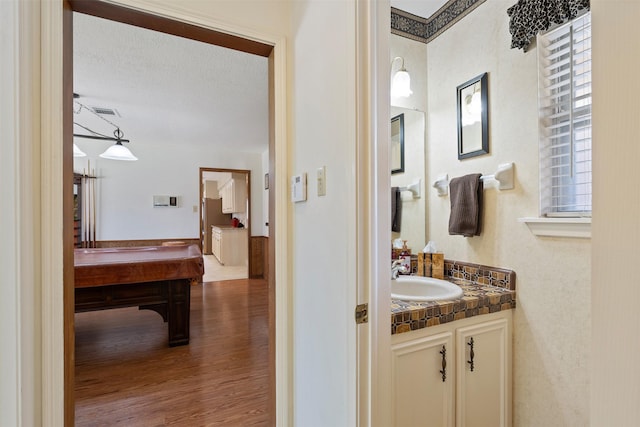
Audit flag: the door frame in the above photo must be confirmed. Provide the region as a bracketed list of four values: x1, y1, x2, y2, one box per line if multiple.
[355, 1, 392, 425]
[39, 1, 290, 425]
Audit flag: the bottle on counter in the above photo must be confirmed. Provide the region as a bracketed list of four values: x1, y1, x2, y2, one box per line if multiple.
[399, 240, 411, 274]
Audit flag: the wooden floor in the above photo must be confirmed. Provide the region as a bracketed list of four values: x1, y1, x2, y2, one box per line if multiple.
[74, 279, 269, 426]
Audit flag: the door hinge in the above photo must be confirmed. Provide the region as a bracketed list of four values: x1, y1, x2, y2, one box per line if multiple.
[355, 303, 368, 324]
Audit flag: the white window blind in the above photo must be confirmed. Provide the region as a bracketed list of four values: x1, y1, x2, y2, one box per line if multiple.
[538, 13, 592, 217]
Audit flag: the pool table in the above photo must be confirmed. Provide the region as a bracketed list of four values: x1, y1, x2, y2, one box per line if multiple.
[74, 244, 204, 347]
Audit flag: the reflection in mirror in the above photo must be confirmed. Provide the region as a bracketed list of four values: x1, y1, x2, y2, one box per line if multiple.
[390, 107, 426, 253]
[391, 114, 405, 174]
[457, 72, 489, 159]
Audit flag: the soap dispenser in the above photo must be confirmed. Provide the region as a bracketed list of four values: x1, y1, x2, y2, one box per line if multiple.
[399, 241, 411, 274]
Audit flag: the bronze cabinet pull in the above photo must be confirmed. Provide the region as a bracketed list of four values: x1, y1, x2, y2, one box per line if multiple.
[439, 345, 447, 382]
[467, 337, 475, 372]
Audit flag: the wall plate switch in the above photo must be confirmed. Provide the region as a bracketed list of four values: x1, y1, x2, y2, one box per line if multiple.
[317, 166, 326, 196]
[291, 173, 307, 202]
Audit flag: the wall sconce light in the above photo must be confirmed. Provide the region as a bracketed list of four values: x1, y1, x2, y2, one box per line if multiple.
[462, 82, 482, 126]
[73, 96, 138, 161]
[391, 56, 412, 98]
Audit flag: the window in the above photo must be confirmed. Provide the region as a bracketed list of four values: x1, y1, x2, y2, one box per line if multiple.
[538, 13, 592, 217]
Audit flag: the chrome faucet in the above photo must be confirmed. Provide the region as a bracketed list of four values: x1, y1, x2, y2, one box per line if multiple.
[391, 259, 409, 280]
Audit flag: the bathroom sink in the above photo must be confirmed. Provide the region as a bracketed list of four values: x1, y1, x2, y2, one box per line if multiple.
[391, 276, 463, 302]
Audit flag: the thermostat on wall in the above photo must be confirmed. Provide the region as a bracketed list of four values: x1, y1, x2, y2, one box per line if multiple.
[153, 195, 178, 207]
[291, 174, 307, 203]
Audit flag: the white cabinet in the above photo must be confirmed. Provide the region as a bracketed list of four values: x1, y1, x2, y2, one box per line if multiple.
[392, 332, 454, 427]
[220, 174, 247, 214]
[391, 311, 512, 427]
[211, 227, 222, 261]
[456, 319, 511, 427]
[211, 226, 247, 266]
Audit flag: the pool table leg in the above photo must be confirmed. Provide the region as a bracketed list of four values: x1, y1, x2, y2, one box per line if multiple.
[167, 279, 191, 346]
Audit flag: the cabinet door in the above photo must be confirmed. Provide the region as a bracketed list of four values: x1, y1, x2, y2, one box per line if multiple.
[220, 177, 247, 214]
[392, 331, 454, 427]
[221, 182, 233, 213]
[455, 318, 511, 427]
[212, 229, 222, 262]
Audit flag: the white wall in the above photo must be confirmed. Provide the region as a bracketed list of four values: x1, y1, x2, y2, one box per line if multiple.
[290, 0, 358, 425]
[591, 1, 640, 424]
[74, 141, 265, 239]
[425, 1, 591, 425]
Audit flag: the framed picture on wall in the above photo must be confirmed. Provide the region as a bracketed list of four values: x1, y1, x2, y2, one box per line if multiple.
[391, 113, 405, 174]
[457, 72, 489, 160]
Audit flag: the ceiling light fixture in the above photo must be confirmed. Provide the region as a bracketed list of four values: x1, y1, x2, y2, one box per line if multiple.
[390, 56, 413, 98]
[73, 143, 87, 157]
[73, 95, 138, 161]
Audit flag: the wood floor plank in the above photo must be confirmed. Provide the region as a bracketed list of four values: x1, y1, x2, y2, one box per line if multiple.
[75, 279, 269, 426]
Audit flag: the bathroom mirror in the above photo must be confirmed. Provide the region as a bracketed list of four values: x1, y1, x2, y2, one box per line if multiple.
[391, 113, 405, 174]
[457, 72, 489, 160]
[390, 107, 426, 252]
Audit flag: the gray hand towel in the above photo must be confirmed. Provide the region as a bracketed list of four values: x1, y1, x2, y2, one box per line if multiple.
[448, 173, 483, 237]
[392, 187, 402, 232]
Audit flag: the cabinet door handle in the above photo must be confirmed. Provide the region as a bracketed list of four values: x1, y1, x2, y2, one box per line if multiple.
[439, 345, 447, 382]
[467, 337, 475, 372]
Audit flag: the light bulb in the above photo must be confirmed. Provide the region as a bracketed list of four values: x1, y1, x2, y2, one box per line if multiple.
[391, 70, 413, 98]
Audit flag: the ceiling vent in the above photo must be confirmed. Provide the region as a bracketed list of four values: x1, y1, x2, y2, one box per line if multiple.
[90, 106, 121, 117]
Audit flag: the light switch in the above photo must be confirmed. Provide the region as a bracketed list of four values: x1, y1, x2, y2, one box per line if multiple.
[317, 166, 326, 196]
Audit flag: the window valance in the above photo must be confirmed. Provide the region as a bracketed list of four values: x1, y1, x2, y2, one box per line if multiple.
[507, 0, 590, 50]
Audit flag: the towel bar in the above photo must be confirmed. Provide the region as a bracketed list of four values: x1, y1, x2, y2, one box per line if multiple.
[432, 162, 514, 196]
[398, 178, 421, 199]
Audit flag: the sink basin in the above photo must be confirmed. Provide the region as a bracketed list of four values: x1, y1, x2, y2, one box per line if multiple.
[391, 276, 463, 302]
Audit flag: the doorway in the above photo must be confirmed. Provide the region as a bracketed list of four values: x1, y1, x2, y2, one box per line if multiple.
[200, 168, 252, 281]
[65, 1, 278, 424]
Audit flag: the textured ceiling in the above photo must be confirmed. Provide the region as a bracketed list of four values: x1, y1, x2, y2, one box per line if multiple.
[73, 6, 442, 156]
[73, 12, 269, 154]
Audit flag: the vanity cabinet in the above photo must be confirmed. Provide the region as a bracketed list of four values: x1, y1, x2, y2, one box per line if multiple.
[391, 310, 512, 427]
[220, 174, 247, 214]
[211, 226, 248, 266]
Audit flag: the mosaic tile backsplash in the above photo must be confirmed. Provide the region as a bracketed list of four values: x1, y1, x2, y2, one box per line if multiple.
[391, 260, 516, 334]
